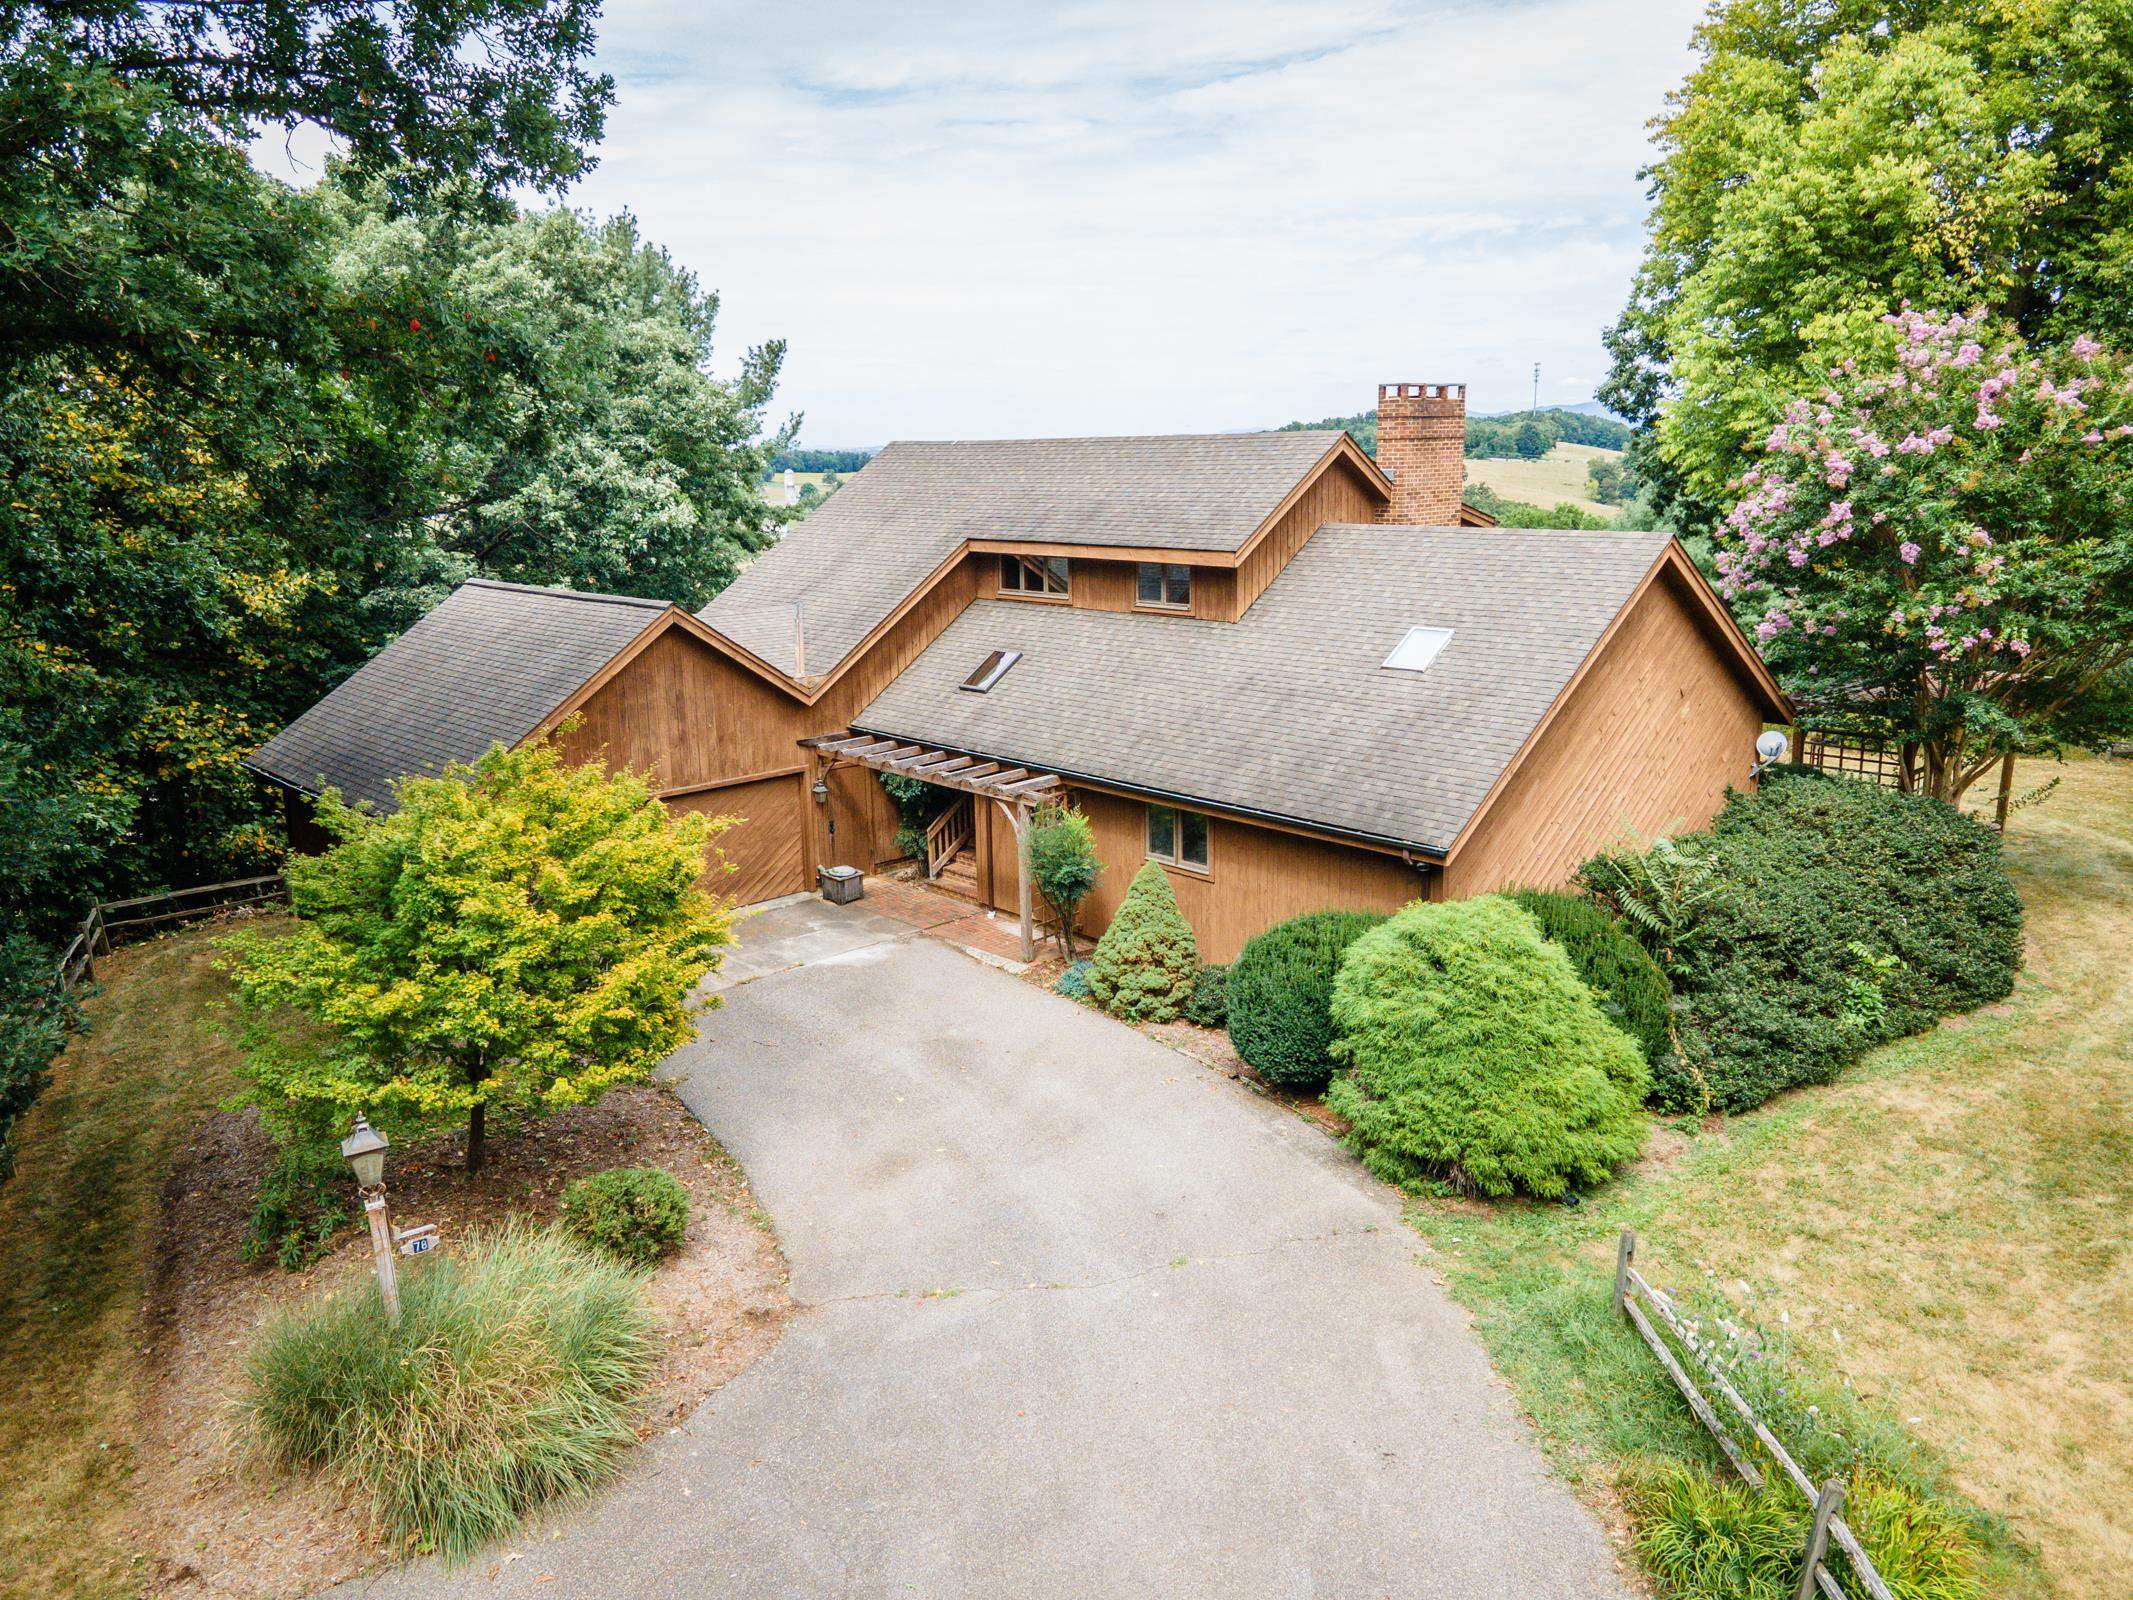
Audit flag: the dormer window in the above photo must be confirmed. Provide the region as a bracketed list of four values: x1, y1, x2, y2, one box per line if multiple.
[1135, 562, 1192, 611]
[1000, 554, 1069, 598]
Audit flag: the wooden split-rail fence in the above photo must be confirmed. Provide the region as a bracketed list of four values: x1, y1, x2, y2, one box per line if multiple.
[55, 873, 288, 994]
[1615, 1230, 1897, 1600]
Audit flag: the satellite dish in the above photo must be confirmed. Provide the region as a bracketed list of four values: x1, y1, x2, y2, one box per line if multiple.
[1755, 729, 1790, 764]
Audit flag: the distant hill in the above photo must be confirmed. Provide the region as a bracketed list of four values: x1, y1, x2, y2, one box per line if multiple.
[1275, 405, 1629, 459]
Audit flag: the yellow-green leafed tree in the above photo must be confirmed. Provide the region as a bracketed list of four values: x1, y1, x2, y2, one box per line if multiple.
[223, 739, 732, 1172]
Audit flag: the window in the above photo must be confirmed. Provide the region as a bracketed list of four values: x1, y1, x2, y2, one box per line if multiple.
[959, 648, 1022, 693]
[1145, 803, 1210, 872]
[1135, 562, 1193, 610]
[1000, 554, 1069, 597]
[1382, 625, 1454, 673]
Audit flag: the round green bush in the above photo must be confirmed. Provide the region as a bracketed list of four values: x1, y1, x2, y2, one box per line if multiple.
[1183, 963, 1228, 1028]
[1086, 861, 1199, 1022]
[1226, 910, 1387, 1089]
[1507, 889, 1672, 1065]
[1325, 896, 1649, 1197]
[559, 1166, 690, 1268]
[244, 1223, 659, 1562]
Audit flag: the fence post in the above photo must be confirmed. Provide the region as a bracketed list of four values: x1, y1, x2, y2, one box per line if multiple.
[1795, 1478, 1845, 1600]
[1614, 1230, 1634, 1316]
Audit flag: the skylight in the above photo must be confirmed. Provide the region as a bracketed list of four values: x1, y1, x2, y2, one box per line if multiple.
[1382, 626, 1453, 673]
[959, 648, 1022, 693]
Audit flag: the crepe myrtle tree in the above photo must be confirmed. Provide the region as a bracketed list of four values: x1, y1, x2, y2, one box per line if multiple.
[223, 737, 732, 1173]
[1716, 308, 2133, 803]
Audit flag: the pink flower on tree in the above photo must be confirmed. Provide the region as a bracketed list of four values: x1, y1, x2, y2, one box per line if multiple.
[1899, 541, 1921, 564]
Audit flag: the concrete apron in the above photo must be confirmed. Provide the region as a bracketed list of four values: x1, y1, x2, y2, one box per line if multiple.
[333, 899, 1631, 1600]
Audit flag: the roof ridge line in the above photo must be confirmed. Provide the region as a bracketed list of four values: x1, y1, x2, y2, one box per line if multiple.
[463, 577, 670, 610]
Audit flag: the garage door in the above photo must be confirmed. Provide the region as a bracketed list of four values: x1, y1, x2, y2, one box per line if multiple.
[666, 773, 809, 906]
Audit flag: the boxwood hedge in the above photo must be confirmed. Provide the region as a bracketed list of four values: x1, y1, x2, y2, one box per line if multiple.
[1583, 769, 2023, 1113]
[1225, 909, 1388, 1090]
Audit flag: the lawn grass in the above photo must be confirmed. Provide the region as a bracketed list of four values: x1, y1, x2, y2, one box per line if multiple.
[1463, 441, 1620, 517]
[0, 924, 252, 1600]
[1402, 754, 2131, 1599]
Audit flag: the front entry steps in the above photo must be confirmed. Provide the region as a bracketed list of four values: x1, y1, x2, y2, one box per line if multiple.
[932, 847, 980, 901]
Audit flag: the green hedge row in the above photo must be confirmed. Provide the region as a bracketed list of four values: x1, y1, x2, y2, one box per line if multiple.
[1582, 769, 2023, 1113]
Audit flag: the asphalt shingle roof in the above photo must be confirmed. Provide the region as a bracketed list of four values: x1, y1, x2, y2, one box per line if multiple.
[853, 525, 1677, 854]
[700, 432, 1349, 677]
[247, 579, 665, 810]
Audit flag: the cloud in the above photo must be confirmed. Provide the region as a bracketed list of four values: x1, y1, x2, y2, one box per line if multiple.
[265, 0, 1703, 441]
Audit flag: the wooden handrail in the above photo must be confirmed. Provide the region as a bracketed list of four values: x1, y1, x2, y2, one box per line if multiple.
[924, 795, 973, 879]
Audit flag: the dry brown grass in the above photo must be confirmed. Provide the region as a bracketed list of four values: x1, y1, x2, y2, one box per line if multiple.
[1399, 754, 2130, 1600]
[1645, 754, 2133, 1598]
[0, 920, 252, 1599]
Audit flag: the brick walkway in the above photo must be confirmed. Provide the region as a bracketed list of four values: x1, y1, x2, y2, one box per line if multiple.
[863, 876, 1043, 966]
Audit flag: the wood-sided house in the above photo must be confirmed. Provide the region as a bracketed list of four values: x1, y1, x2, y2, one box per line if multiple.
[250, 382, 1790, 961]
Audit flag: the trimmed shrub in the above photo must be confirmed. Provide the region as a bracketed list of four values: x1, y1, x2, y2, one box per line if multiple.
[1053, 958, 1094, 999]
[244, 1224, 658, 1561]
[1183, 964, 1228, 1028]
[559, 1167, 690, 1268]
[1507, 889, 1672, 1065]
[1582, 769, 2024, 1113]
[1226, 910, 1388, 1090]
[1086, 862, 1199, 1022]
[244, 1141, 354, 1271]
[1326, 896, 1648, 1197]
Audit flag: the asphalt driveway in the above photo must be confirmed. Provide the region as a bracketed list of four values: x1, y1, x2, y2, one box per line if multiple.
[343, 897, 1631, 1599]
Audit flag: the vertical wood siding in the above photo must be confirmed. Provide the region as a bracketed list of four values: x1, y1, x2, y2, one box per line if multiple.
[1228, 458, 1383, 618]
[1438, 567, 1766, 898]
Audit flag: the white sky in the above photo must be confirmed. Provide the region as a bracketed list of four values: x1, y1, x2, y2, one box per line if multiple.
[260, 0, 1705, 446]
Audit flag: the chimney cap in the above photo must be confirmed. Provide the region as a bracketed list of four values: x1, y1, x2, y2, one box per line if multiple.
[1379, 382, 1465, 401]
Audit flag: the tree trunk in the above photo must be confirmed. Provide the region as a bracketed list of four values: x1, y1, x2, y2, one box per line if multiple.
[465, 1056, 491, 1175]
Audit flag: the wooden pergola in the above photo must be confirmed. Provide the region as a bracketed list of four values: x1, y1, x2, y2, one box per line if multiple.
[799, 731, 1063, 959]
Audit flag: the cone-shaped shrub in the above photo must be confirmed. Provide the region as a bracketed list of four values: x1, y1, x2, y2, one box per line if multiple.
[1226, 910, 1389, 1089]
[1506, 889, 1672, 1065]
[1087, 861, 1199, 1022]
[1327, 896, 1648, 1198]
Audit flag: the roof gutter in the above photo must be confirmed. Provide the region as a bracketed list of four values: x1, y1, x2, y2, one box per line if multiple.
[847, 723, 1449, 863]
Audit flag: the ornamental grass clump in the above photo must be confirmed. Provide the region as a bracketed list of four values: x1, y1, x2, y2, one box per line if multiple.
[1225, 910, 1388, 1090]
[1086, 862, 1198, 1022]
[244, 1223, 659, 1563]
[1326, 896, 1648, 1198]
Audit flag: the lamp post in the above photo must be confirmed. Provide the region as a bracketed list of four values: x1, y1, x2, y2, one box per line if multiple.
[341, 1112, 400, 1324]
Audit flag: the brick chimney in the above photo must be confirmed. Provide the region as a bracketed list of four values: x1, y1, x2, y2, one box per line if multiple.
[1376, 382, 1465, 525]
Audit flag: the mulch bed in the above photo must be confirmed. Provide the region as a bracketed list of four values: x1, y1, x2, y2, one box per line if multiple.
[132, 1085, 791, 1599]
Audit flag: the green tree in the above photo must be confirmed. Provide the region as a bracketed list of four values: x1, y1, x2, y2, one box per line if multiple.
[1716, 309, 2133, 799]
[1026, 804, 1101, 958]
[1603, 2, 2133, 527]
[1512, 419, 1551, 460]
[1587, 457, 1624, 505]
[223, 740, 732, 1173]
